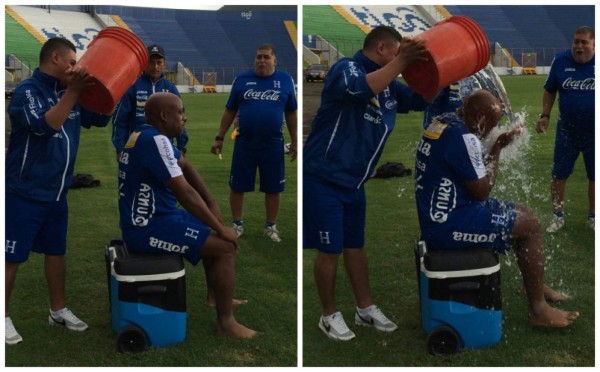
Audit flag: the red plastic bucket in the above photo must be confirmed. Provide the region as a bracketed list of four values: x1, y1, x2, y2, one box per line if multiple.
[402, 16, 490, 98]
[77, 27, 148, 114]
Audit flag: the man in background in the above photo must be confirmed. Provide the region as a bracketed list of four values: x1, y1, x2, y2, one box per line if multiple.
[211, 44, 297, 243]
[535, 26, 595, 232]
[112, 44, 188, 158]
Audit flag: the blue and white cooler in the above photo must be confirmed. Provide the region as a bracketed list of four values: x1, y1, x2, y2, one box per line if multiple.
[415, 240, 502, 355]
[106, 238, 187, 353]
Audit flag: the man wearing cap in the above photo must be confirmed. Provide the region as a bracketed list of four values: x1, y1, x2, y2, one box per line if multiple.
[112, 44, 188, 157]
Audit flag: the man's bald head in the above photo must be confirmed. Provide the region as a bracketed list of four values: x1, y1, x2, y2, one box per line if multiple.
[145, 92, 180, 123]
[460, 90, 504, 136]
[145, 92, 186, 138]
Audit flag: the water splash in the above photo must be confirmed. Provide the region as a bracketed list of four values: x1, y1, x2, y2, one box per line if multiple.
[482, 108, 548, 207]
[481, 108, 572, 296]
[396, 186, 406, 199]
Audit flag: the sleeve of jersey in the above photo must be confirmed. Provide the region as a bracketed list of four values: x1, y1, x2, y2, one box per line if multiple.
[170, 83, 181, 97]
[112, 87, 135, 152]
[395, 82, 428, 113]
[145, 135, 184, 181]
[448, 132, 486, 181]
[284, 74, 298, 112]
[543, 57, 559, 93]
[80, 108, 111, 129]
[166, 84, 189, 149]
[225, 77, 239, 110]
[330, 60, 373, 102]
[8, 85, 59, 137]
[423, 87, 450, 126]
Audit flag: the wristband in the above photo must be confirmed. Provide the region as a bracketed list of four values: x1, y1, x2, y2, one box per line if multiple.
[215, 135, 224, 141]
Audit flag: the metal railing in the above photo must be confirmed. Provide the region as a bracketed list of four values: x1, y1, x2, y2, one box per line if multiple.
[500, 47, 565, 67]
[5, 46, 567, 83]
[184, 66, 297, 86]
[5, 58, 297, 86]
[304, 39, 567, 69]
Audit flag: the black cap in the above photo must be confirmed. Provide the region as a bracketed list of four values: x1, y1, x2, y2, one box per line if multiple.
[147, 44, 165, 58]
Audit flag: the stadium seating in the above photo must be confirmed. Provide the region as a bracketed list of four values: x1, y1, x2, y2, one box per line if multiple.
[342, 5, 432, 34]
[303, 6, 368, 60]
[100, 5, 297, 84]
[8, 6, 117, 57]
[6, 5, 122, 73]
[443, 5, 594, 66]
[304, 5, 593, 68]
[5, 11, 43, 70]
[5, 5, 298, 85]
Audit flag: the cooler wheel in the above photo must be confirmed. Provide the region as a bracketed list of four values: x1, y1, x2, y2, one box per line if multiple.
[117, 325, 147, 353]
[426, 326, 459, 355]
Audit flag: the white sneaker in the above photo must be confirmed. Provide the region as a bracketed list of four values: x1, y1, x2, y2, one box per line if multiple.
[319, 311, 356, 341]
[48, 308, 88, 331]
[546, 215, 565, 233]
[5, 317, 23, 345]
[264, 224, 282, 242]
[355, 305, 398, 332]
[232, 223, 244, 238]
[586, 217, 595, 231]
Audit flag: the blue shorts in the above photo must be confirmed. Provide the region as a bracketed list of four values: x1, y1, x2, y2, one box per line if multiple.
[230, 141, 285, 193]
[552, 120, 595, 181]
[122, 210, 211, 265]
[303, 175, 366, 254]
[421, 198, 518, 254]
[5, 194, 68, 263]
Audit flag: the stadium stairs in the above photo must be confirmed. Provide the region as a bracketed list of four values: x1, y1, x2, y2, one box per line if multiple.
[303, 5, 593, 70]
[6, 5, 298, 87]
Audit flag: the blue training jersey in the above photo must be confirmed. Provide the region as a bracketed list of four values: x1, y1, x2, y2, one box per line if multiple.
[423, 76, 479, 128]
[6, 68, 110, 202]
[226, 69, 297, 148]
[544, 50, 595, 129]
[118, 124, 183, 230]
[414, 113, 486, 232]
[112, 73, 188, 153]
[303, 50, 427, 190]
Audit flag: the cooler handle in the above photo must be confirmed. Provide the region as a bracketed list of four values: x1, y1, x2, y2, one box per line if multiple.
[448, 281, 480, 291]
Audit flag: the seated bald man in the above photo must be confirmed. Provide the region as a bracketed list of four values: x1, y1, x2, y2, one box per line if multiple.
[414, 89, 579, 328]
[117, 92, 257, 338]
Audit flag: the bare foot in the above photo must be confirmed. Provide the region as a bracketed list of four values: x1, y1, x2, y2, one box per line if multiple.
[521, 284, 570, 302]
[543, 284, 569, 302]
[529, 303, 579, 328]
[215, 319, 259, 339]
[206, 298, 249, 308]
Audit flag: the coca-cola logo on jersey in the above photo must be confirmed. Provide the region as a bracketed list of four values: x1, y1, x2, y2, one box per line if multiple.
[562, 77, 595, 90]
[243, 89, 281, 101]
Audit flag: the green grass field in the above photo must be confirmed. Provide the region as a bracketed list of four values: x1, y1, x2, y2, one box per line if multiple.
[3, 75, 595, 367]
[302, 75, 595, 366]
[4, 93, 298, 367]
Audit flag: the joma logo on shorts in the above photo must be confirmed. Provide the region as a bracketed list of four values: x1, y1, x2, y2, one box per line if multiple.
[452, 232, 497, 243]
[149, 237, 189, 254]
